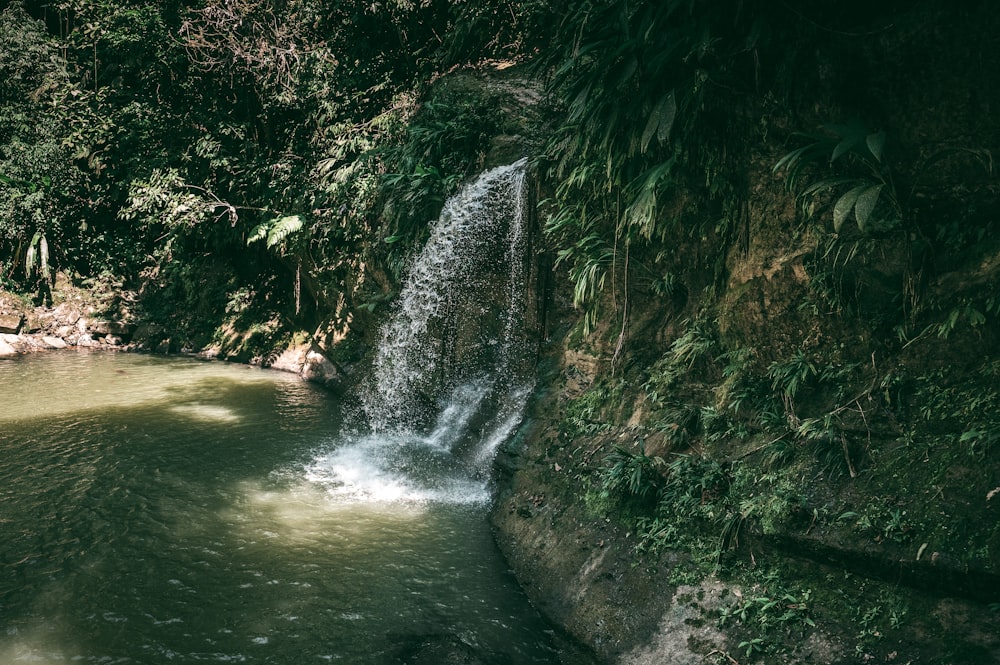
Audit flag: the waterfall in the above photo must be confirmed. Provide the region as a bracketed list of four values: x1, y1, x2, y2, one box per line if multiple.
[306, 159, 534, 504]
[363, 158, 531, 432]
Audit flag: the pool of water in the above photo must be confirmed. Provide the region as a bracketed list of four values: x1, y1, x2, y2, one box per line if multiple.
[0, 352, 566, 664]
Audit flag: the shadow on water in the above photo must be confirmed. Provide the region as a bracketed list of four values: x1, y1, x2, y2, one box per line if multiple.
[0, 354, 582, 665]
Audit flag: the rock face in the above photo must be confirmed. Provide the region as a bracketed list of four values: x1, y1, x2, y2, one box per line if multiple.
[42, 336, 67, 349]
[0, 313, 23, 334]
[264, 342, 344, 393]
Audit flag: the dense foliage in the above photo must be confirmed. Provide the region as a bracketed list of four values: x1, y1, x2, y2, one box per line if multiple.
[0, 0, 996, 355]
[2, 0, 999, 657]
[0, 0, 555, 348]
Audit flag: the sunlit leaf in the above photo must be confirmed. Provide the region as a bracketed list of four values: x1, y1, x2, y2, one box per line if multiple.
[266, 215, 304, 248]
[247, 222, 269, 245]
[833, 184, 866, 232]
[853, 183, 883, 231]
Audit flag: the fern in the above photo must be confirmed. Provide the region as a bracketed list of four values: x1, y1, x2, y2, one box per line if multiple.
[247, 215, 304, 249]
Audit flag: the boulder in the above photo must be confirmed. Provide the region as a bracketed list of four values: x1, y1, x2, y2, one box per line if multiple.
[42, 336, 66, 349]
[268, 346, 307, 374]
[303, 346, 343, 393]
[88, 320, 136, 337]
[22, 313, 42, 333]
[50, 303, 81, 327]
[0, 313, 23, 334]
[0, 337, 16, 357]
[42, 336, 67, 349]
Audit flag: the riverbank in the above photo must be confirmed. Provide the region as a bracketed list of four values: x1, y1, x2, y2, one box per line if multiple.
[0, 286, 345, 394]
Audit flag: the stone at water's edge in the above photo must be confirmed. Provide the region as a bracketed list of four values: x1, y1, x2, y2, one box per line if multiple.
[42, 336, 68, 349]
[0, 313, 23, 334]
[267, 342, 344, 393]
[0, 337, 16, 357]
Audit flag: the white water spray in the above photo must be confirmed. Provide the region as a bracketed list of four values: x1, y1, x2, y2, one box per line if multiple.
[307, 159, 534, 504]
[364, 158, 530, 432]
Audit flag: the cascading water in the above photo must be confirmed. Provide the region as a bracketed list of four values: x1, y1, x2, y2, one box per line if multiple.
[307, 159, 534, 503]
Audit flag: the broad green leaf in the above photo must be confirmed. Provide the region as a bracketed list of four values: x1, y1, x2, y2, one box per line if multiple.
[831, 134, 861, 162]
[641, 92, 676, 153]
[657, 91, 677, 144]
[833, 184, 866, 232]
[866, 131, 886, 162]
[853, 183, 883, 231]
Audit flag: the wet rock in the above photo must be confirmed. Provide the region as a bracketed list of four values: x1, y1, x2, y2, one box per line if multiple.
[0, 336, 16, 357]
[265, 341, 344, 392]
[42, 336, 67, 349]
[0, 313, 23, 334]
[77, 334, 95, 347]
[302, 346, 343, 392]
[396, 635, 491, 665]
[105, 335, 122, 347]
[88, 320, 136, 340]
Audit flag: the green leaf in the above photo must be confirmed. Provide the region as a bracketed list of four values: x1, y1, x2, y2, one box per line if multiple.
[773, 145, 809, 173]
[266, 215, 303, 248]
[39, 235, 49, 280]
[866, 131, 886, 162]
[657, 91, 677, 144]
[853, 183, 884, 231]
[833, 184, 866, 232]
[831, 134, 862, 162]
[247, 223, 269, 245]
[25, 244, 36, 276]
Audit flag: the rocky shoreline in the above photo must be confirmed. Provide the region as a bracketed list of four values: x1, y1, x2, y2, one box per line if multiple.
[0, 294, 344, 392]
[0, 301, 136, 357]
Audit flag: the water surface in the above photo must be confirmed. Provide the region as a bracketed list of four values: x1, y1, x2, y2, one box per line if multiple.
[0, 352, 561, 664]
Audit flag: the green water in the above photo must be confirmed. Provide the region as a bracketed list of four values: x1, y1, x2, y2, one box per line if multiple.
[0, 352, 562, 664]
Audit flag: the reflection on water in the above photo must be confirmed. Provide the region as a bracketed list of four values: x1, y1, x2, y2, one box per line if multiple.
[0, 353, 565, 664]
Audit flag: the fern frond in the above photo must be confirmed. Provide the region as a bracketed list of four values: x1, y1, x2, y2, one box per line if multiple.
[267, 215, 304, 248]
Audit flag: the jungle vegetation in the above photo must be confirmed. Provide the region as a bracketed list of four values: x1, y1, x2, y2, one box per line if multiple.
[1, 0, 993, 352]
[3, 1, 999, 658]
